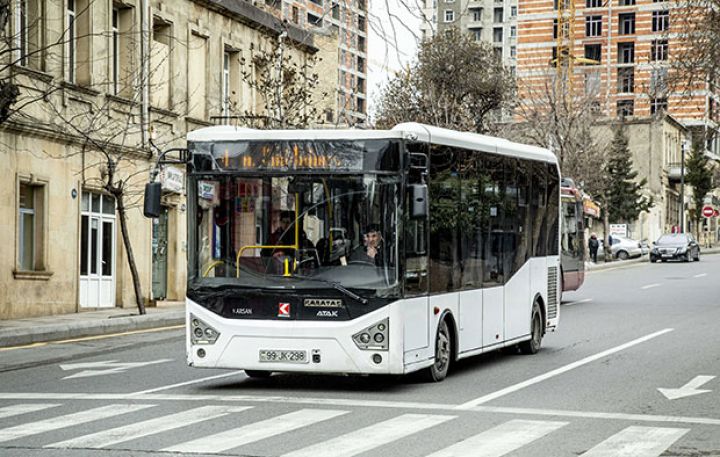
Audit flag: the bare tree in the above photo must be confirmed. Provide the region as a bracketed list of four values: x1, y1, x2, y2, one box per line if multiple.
[374, 28, 514, 134]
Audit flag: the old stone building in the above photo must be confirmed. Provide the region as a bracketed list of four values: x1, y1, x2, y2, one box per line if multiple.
[1, 0, 327, 319]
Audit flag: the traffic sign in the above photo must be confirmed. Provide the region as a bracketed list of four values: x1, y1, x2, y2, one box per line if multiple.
[702, 205, 714, 218]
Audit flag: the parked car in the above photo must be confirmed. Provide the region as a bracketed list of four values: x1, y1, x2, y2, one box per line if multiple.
[596, 236, 643, 260]
[650, 233, 700, 262]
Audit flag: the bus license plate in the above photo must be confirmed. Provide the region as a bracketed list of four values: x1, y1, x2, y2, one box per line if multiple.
[259, 349, 308, 363]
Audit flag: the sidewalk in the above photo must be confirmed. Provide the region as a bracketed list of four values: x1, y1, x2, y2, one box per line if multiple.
[0, 303, 185, 348]
[587, 246, 720, 272]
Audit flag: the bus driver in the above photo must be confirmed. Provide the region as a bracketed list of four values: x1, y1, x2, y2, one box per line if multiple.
[350, 224, 384, 266]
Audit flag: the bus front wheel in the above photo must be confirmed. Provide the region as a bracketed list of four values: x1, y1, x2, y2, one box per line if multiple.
[424, 319, 451, 382]
[519, 302, 543, 355]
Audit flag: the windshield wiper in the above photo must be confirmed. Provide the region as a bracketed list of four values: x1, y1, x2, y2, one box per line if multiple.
[294, 276, 369, 305]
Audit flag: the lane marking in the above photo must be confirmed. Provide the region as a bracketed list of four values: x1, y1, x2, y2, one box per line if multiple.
[425, 419, 567, 457]
[580, 426, 689, 457]
[282, 413, 455, 457]
[0, 404, 60, 419]
[454, 328, 674, 410]
[1, 389, 720, 425]
[47, 405, 251, 449]
[694, 273, 707, 278]
[641, 283, 661, 290]
[0, 404, 154, 443]
[0, 325, 184, 352]
[564, 298, 593, 306]
[130, 371, 245, 395]
[165, 409, 348, 454]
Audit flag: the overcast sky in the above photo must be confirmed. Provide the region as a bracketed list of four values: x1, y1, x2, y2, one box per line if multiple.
[366, 0, 424, 121]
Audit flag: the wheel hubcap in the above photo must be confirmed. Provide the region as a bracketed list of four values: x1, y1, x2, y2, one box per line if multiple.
[436, 327, 449, 371]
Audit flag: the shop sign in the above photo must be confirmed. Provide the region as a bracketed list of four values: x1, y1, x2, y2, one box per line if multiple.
[161, 167, 184, 193]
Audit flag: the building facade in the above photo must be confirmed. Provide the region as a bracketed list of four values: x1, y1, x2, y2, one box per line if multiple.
[420, 0, 519, 71]
[1, 0, 323, 319]
[259, 0, 369, 125]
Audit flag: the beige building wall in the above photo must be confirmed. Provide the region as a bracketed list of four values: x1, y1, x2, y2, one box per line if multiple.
[1, 0, 322, 319]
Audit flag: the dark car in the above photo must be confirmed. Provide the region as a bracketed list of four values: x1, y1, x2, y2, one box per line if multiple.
[650, 233, 700, 263]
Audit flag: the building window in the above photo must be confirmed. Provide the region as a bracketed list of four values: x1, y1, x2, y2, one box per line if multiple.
[586, 0, 601, 7]
[584, 43, 601, 63]
[293, 6, 300, 23]
[652, 10, 669, 32]
[471, 28, 482, 41]
[67, 0, 76, 82]
[67, 0, 90, 85]
[618, 67, 634, 93]
[357, 55, 365, 73]
[510, 46, 516, 58]
[493, 27, 503, 43]
[617, 99, 634, 117]
[111, 8, 119, 94]
[651, 39, 668, 61]
[358, 15, 366, 31]
[619, 0, 635, 5]
[444, 10, 454, 22]
[15, 0, 43, 69]
[553, 19, 558, 39]
[494, 7, 503, 23]
[494, 46, 503, 60]
[357, 77, 365, 93]
[310, 0, 322, 5]
[308, 12, 323, 27]
[356, 97, 365, 113]
[651, 67, 668, 95]
[151, 18, 172, 109]
[358, 35, 366, 52]
[618, 42, 634, 64]
[619, 13, 635, 35]
[651, 97, 668, 115]
[471, 8, 482, 21]
[510, 25, 516, 37]
[510, 6, 517, 16]
[16, 180, 47, 274]
[222, 52, 230, 116]
[585, 15, 602, 37]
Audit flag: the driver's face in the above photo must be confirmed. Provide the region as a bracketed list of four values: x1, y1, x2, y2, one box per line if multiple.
[365, 231, 380, 248]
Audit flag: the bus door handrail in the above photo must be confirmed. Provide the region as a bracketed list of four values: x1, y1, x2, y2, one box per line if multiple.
[236, 245, 298, 278]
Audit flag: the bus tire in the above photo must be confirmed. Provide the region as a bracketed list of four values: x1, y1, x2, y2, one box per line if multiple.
[519, 302, 543, 355]
[245, 370, 272, 378]
[424, 318, 451, 382]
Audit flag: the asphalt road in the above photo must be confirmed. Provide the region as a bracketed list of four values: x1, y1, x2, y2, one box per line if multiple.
[1, 254, 719, 456]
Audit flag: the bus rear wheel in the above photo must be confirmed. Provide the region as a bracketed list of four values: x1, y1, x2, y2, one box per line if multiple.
[424, 319, 451, 382]
[245, 370, 272, 378]
[519, 302, 543, 355]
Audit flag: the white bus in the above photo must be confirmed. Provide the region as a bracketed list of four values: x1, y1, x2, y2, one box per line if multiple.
[145, 123, 561, 382]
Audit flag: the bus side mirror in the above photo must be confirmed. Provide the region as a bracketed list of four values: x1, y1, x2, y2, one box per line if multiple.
[410, 184, 428, 219]
[143, 182, 162, 218]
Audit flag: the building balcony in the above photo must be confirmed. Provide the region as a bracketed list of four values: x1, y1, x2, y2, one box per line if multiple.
[667, 162, 683, 181]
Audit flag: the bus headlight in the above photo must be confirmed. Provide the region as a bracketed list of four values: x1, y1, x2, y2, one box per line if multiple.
[353, 318, 389, 351]
[190, 314, 220, 345]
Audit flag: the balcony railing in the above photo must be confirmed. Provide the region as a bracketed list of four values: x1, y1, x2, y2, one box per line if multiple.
[667, 162, 682, 181]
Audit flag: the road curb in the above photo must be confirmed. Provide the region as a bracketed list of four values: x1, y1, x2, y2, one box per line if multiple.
[587, 249, 720, 273]
[0, 312, 185, 348]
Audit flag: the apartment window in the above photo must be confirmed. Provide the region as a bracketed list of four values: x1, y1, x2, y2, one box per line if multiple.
[67, 0, 75, 82]
[358, 35, 366, 52]
[357, 56, 365, 73]
[266, 0, 281, 8]
[586, 15, 602, 37]
[619, 13, 635, 35]
[293, 6, 300, 23]
[472, 28, 482, 41]
[510, 26, 516, 37]
[358, 0, 367, 10]
[444, 10, 454, 22]
[358, 15, 366, 31]
[310, 0, 323, 5]
[585, 71, 601, 95]
[510, 46, 516, 58]
[494, 7, 503, 23]
[357, 97, 365, 113]
[651, 68, 668, 94]
[17, 180, 47, 274]
[651, 39, 668, 61]
[553, 19, 558, 39]
[584, 44, 601, 63]
[111, 9, 119, 93]
[357, 77, 365, 93]
[493, 27, 503, 43]
[618, 67, 634, 93]
[620, 0, 635, 4]
[150, 18, 171, 109]
[586, 0, 601, 7]
[15, 0, 43, 69]
[222, 52, 231, 116]
[618, 42, 634, 64]
[308, 12, 323, 27]
[510, 6, 517, 16]
[67, 0, 91, 85]
[471, 8, 482, 21]
[651, 97, 668, 115]
[652, 10, 669, 32]
[616, 99, 634, 116]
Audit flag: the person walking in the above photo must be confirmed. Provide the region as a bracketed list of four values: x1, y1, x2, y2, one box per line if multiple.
[588, 233, 599, 263]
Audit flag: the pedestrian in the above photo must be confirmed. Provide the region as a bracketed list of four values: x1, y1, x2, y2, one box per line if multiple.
[588, 232, 599, 263]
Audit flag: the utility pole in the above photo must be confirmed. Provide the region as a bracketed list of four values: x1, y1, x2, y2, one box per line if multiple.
[680, 140, 686, 232]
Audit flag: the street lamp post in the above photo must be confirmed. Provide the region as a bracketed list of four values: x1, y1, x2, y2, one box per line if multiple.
[679, 141, 686, 233]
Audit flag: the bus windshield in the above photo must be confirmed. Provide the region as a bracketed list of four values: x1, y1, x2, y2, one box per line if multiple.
[189, 173, 400, 293]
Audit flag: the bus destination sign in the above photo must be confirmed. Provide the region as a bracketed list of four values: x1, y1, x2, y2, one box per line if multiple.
[211, 142, 363, 171]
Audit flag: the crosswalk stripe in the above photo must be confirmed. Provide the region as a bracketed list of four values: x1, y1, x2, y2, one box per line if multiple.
[425, 419, 568, 457]
[46, 405, 252, 449]
[163, 408, 348, 454]
[0, 404, 153, 443]
[0, 404, 60, 419]
[580, 426, 689, 457]
[282, 413, 456, 457]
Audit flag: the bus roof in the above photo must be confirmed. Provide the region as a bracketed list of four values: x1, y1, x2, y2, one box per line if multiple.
[186, 123, 558, 165]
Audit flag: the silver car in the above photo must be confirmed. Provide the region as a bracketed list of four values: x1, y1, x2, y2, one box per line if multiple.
[597, 236, 643, 260]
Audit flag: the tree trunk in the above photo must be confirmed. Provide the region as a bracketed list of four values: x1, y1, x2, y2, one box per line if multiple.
[116, 192, 146, 315]
[603, 209, 612, 262]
